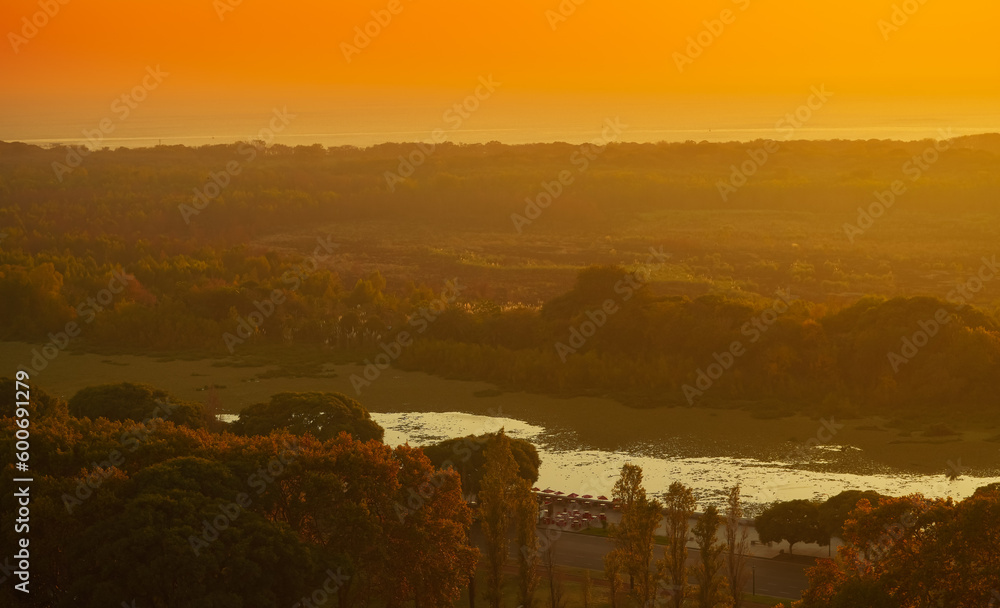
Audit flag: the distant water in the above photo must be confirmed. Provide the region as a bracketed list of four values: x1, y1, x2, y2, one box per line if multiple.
[3, 93, 997, 148]
[373, 411, 1000, 510]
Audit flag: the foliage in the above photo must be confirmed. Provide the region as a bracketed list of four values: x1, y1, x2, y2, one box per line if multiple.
[798, 490, 1000, 608]
[516, 475, 540, 608]
[691, 506, 730, 608]
[3, 141, 1000, 424]
[230, 391, 383, 442]
[608, 463, 662, 608]
[0, 387, 477, 608]
[659, 481, 696, 608]
[422, 431, 541, 497]
[817, 489, 886, 540]
[68, 382, 210, 429]
[755, 499, 827, 555]
[478, 430, 525, 608]
[724, 484, 751, 608]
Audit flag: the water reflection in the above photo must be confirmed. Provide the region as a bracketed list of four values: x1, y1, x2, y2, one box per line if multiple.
[374, 411, 1000, 508]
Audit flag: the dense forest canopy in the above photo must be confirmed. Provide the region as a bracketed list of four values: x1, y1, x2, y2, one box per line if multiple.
[0, 380, 478, 608]
[2, 139, 999, 423]
[2, 137, 1000, 606]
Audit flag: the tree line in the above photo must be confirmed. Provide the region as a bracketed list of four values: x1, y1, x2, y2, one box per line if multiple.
[395, 266, 1000, 422]
[0, 380, 481, 607]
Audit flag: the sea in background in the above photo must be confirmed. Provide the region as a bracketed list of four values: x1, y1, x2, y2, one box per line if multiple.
[2, 91, 997, 148]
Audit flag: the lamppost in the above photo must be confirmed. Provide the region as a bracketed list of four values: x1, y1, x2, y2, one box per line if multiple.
[752, 564, 756, 596]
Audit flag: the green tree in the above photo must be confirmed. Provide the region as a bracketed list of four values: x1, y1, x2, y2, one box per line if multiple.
[231, 391, 383, 442]
[478, 430, 522, 608]
[604, 552, 623, 608]
[516, 477, 540, 608]
[609, 463, 662, 607]
[422, 432, 540, 497]
[385, 444, 480, 608]
[691, 505, 729, 608]
[795, 492, 1000, 608]
[65, 458, 317, 607]
[818, 490, 885, 541]
[0, 377, 68, 419]
[68, 382, 209, 429]
[660, 481, 695, 608]
[755, 499, 826, 555]
[724, 484, 751, 608]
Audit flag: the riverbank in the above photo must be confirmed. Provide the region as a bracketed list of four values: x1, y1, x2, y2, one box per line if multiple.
[6, 340, 999, 492]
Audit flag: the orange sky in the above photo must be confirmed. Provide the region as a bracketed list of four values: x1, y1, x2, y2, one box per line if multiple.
[1, 0, 998, 144]
[3, 0, 998, 97]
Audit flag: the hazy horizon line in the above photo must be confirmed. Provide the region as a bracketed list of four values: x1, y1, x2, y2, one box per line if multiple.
[5, 130, 999, 151]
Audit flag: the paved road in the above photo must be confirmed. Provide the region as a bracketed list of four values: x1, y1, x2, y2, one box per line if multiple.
[539, 531, 810, 599]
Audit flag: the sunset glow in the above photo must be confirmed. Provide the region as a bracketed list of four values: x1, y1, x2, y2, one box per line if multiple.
[3, 0, 999, 145]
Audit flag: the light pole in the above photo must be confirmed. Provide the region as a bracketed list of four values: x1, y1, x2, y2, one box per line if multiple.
[752, 565, 756, 596]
